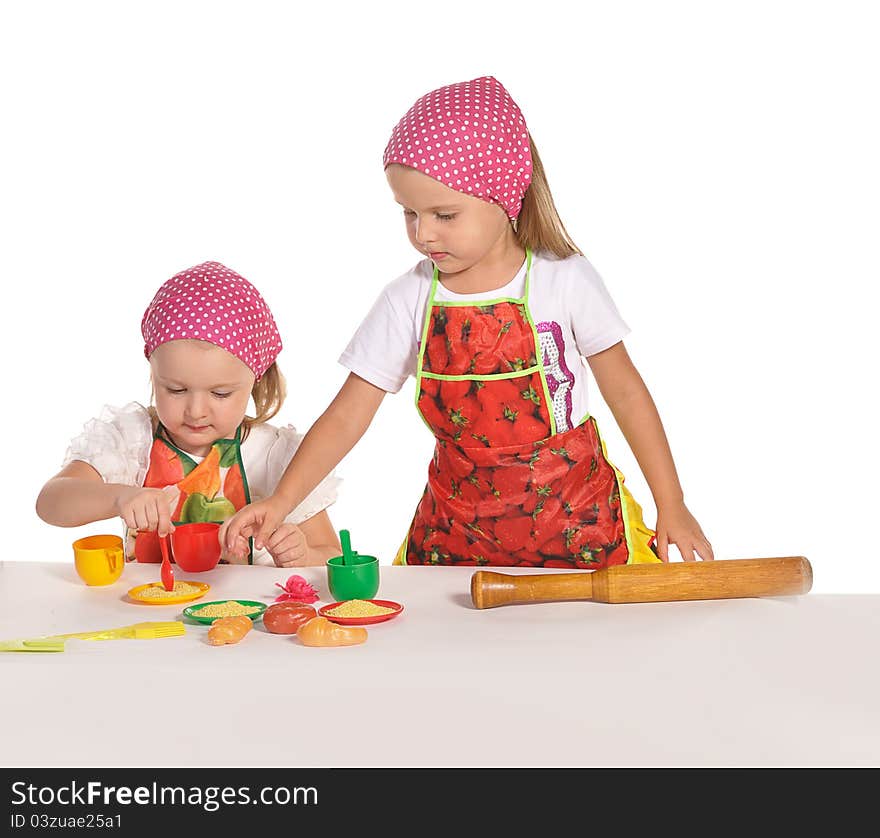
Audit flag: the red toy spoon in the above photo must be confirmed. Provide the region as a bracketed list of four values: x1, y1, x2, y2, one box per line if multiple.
[159, 535, 175, 592]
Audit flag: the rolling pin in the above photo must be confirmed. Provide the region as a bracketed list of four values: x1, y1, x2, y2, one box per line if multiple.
[470, 556, 812, 609]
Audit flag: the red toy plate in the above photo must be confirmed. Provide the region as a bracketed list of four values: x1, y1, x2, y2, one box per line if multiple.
[318, 599, 404, 626]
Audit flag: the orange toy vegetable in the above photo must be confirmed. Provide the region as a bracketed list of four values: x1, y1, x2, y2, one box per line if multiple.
[207, 615, 253, 645]
[296, 616, 367, 647]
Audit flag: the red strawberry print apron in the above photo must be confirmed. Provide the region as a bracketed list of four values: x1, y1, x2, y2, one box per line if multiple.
[394, 249, 659, 568]
[129, 423, 253, 564]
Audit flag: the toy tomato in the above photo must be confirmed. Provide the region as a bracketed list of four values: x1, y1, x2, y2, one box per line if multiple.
[263, 602, 318, 635]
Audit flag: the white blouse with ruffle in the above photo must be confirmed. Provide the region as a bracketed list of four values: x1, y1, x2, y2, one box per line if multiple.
[62, 402, 342, 565]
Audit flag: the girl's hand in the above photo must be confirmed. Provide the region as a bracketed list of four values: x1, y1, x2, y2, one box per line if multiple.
[262, 523, 321, 568]
[219, 496, 290, 559]
[223, 532, 251, 563]
[114, 486, 174, 537]
[655, 503, 714, 562]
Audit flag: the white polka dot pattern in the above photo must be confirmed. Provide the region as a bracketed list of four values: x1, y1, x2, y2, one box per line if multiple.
[141, 261, 283, 380]
[383, 75, 533, 220]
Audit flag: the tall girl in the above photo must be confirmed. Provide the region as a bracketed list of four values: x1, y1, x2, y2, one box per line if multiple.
[222, 76, 712, 567]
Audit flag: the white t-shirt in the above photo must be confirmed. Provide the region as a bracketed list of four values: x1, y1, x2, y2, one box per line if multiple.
[338, 250, 630, 433]
[62, 402, 342, 566]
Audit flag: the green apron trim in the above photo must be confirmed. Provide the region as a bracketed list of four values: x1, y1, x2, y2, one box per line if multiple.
[415, 248, 554, 432]
[414, 272, 440, 435]
[432, 296, 526, 307]
[232, 426, 253, 565]
[420, 366, 543, 382]
[154, 429, 200, 475]
[233, 426, 252, 507]
[155, 424, 238, 462]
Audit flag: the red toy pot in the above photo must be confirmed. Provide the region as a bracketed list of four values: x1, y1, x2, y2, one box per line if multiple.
[170, 522, 222, 572]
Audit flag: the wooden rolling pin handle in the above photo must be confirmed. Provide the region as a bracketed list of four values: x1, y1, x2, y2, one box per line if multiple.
[471, 571, 593, 609]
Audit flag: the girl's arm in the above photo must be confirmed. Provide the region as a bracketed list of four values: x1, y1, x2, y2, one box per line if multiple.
[36, 460, 174, 536]
[221, 372, 388, 553]
[586, 342, 714, 562]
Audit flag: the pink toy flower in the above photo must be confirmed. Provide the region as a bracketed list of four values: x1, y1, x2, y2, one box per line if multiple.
[274, 574, 319, 604]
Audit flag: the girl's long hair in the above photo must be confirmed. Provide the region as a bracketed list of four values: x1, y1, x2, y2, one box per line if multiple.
[148, 361, 287, 444]
[514, 134, 583, 259]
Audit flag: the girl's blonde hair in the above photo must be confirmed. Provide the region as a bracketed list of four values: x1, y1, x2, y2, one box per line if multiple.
[514, 135, 583, 259]
[148, 361, 287, 444]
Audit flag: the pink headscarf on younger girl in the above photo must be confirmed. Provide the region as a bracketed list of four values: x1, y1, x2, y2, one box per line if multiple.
[383, 75, 533, 220]
[141, 261, 283, 381]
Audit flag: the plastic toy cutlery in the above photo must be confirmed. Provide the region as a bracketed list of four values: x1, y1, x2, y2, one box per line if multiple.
[160, 534, 175, 591]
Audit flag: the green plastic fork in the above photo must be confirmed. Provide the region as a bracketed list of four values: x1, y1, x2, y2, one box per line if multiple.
[0, 638, 66, 653]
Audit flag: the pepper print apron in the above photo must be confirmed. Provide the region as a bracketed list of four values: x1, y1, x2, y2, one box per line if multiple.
[128, 424, 254, 564]
[395, 249, 660, 568]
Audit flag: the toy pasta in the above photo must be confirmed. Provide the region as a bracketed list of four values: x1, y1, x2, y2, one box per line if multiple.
[207, 615, 253, 645]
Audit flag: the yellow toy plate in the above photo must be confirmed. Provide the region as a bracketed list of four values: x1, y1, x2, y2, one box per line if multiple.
[127, 581, 210, 605]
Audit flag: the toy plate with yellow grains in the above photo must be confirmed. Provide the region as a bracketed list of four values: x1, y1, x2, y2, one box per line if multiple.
[183, 600, 267, 625]
[318, 599, 404, 626]
[127, 581, 210, 605]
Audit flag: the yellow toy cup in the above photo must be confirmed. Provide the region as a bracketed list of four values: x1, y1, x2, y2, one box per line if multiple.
[72, 535, 125, 586]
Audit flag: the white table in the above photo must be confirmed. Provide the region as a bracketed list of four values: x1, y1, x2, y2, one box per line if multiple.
[1, 561, 878, 767]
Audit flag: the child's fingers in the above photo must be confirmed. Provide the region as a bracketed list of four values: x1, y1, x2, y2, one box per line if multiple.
[655, 531, 669, 562]
[263, 526, 290, 553]
[154, 499, 172, 537]
[133, 507, 150, 532]
[696, 537, 714, 561]
[223, 508, 258, 550]
[266, 526, 304, 554]
[276, 542, 307, 564]
[218, 518, 231, 548]
[255, 512, 284, 551]
[679, 542, 697, 562]
[144, 503, 160, 533]
[230, 534, 250, 559]
[221, 514, 245, 550]
[157, 505, 173, 537]
[268, 535, 307, 567]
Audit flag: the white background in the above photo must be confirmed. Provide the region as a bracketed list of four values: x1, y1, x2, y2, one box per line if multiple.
[2, 0, 877, 592]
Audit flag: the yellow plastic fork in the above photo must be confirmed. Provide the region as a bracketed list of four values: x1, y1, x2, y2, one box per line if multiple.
[51, 621, 186, 641]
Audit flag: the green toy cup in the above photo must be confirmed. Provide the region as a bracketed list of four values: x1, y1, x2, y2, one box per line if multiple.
[326, 553, 380, 601]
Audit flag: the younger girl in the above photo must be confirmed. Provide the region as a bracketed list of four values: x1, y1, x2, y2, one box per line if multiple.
[36, 261, 342, 567]
[221, 76, 713, 567]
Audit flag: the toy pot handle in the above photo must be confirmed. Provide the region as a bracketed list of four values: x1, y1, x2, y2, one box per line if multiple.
[105, 549, 122, 572]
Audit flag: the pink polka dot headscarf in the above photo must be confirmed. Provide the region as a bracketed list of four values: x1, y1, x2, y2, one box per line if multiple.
[383, 75, 533, 220]
[141, 261, 283, 381]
